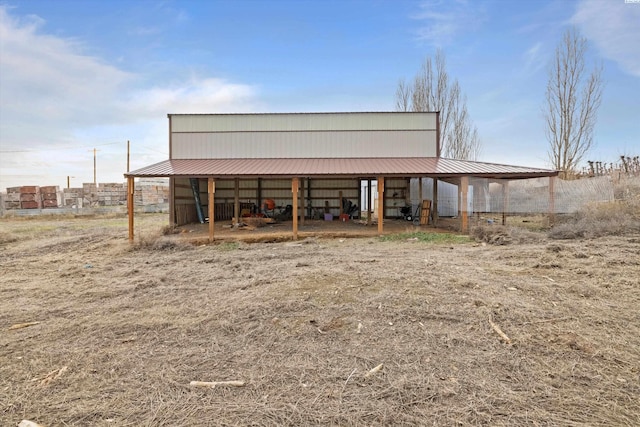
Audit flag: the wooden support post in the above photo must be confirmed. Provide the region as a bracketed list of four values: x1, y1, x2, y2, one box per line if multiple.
[502, 180, 509, 226]
[460, 176, 469, 233]
[257, 178, 262, 212]
[208, 178, 215, 243]
[339, 191, 343, 215]
[300, 177, 305, 225]
[418, 177, 423, 207]
[549, 176, 556, 226]
[234, 178, 240, 225]
[432, 177, 439, 226]
[127, 176, 134, 241]
[169, 177, 175, 225]
[307, 178, 312, 219]
[292, 178, 299, 240]
[357, 180, 362, 220]
[367, 179, 372, 225]
[377, 177, 384, 235]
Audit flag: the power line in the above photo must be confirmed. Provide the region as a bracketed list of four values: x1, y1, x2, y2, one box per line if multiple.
[136, 145, 168, 155]
[0, 141, 122, 153]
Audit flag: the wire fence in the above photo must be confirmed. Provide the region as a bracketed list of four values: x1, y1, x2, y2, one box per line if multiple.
[413, 174, 640, 217]
[490, 176, 616, 214]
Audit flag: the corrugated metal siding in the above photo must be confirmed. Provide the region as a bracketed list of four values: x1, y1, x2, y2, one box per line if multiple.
[310, 179, 359, 199]
[414, 178, 462, 217]
[174, 178, 193, 205]
[170, 130, 437, 159]
[170, 112, 437, 133]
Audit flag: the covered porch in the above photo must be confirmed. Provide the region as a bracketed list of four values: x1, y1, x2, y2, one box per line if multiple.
[124, 157, 559, 243]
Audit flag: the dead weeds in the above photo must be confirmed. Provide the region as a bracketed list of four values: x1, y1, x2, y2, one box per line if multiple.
[549, 199, 640, 240]
[1, 215, 639, 426]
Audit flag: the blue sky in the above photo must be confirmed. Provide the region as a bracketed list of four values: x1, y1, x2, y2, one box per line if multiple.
[1, 0, 638, 190]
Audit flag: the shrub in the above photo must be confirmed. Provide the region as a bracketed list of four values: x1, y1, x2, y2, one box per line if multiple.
[471, 225, 512, 245]
[130, 232, 192, 251]
[549, 200, 640, 239]
[0, 231, 19, 245]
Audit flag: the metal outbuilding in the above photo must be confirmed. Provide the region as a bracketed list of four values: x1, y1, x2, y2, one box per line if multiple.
[125, 112, 558, 241]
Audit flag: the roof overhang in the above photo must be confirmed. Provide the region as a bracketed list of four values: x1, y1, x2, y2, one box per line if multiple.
[125, 158, 558, 180]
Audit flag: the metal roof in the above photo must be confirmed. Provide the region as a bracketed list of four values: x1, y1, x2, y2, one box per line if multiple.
[125, 158, 557, 180]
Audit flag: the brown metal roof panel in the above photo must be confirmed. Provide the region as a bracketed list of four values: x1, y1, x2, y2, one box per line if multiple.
[125, 158, 557, 178]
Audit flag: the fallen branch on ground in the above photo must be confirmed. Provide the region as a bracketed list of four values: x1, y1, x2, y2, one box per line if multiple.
[340, 368, 358, 400]
[519, 317, 573, 326]
[489, 316, 511, 344]
[8, 321, 41, 330]
[34, 366, 68, 386]
[364, 363, 384, 378]
[189, 380, 245, 388]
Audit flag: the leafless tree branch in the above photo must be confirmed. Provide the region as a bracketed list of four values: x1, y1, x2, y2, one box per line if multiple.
[544, 28, 603, 176]
[396, 50, 481, 160]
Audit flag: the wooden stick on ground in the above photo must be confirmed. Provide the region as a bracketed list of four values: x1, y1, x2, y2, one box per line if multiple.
[34, 366, 68, 386]
[489, 316, 511, 344]
[8, 321, 41, 330]
[519, 317, 573, 326]
[364, 363, 384, 378]
[189, 380, 245, 388]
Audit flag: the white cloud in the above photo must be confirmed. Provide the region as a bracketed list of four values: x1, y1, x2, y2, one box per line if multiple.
[0, 6, 133, 136]
[128, 78, 257, 117]
[572, 0, 640, 77]
[411, 0, 485, 46]
[0, 5, 258, 190]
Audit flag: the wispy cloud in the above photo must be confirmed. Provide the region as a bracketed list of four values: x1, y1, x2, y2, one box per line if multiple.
[571, 0, 640, 77]
[130, 26, 161, 36]
[411, 0, 485, 46]
[128, 78, 257, 117]
[0, 7, 133, 132]
[522, 42, 545, 76]
[0, 5, 258, 188]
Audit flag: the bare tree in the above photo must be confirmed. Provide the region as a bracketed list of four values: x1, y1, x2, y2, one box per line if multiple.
[396, 50, 481, 160]
[544, 28, 603, 176]
[395, 79, 411, 112]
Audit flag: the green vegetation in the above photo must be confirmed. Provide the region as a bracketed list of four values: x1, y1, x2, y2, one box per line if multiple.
[380, 231, 471, 244]
[216, 241, 241, 251]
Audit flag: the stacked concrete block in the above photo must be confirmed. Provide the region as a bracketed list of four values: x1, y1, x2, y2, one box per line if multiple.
[82, 183, 100, 206]
[63, 187, 84, 207]
[20, 186, 42, 209]
[40, 185, 61, 208]
[3, 179, 169, 211]
[97, 183, 127, 206]
[4, 187, 21, 210]
[135, 179, 169, 205]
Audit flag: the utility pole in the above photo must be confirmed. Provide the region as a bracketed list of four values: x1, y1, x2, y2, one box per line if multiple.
[89, 148, 100, 185]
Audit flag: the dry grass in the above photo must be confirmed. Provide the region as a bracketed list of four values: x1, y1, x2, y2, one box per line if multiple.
[0, 230, 19, 245]
[471, 224, 547, 245]
[549, 200, 640, 239]
[1, 214, 639, 426]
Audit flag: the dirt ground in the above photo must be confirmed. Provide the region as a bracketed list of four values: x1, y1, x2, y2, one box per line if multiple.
[1, 213, 639, 426]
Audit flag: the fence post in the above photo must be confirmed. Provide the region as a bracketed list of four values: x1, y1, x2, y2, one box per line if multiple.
[549, 176, 556, 226]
